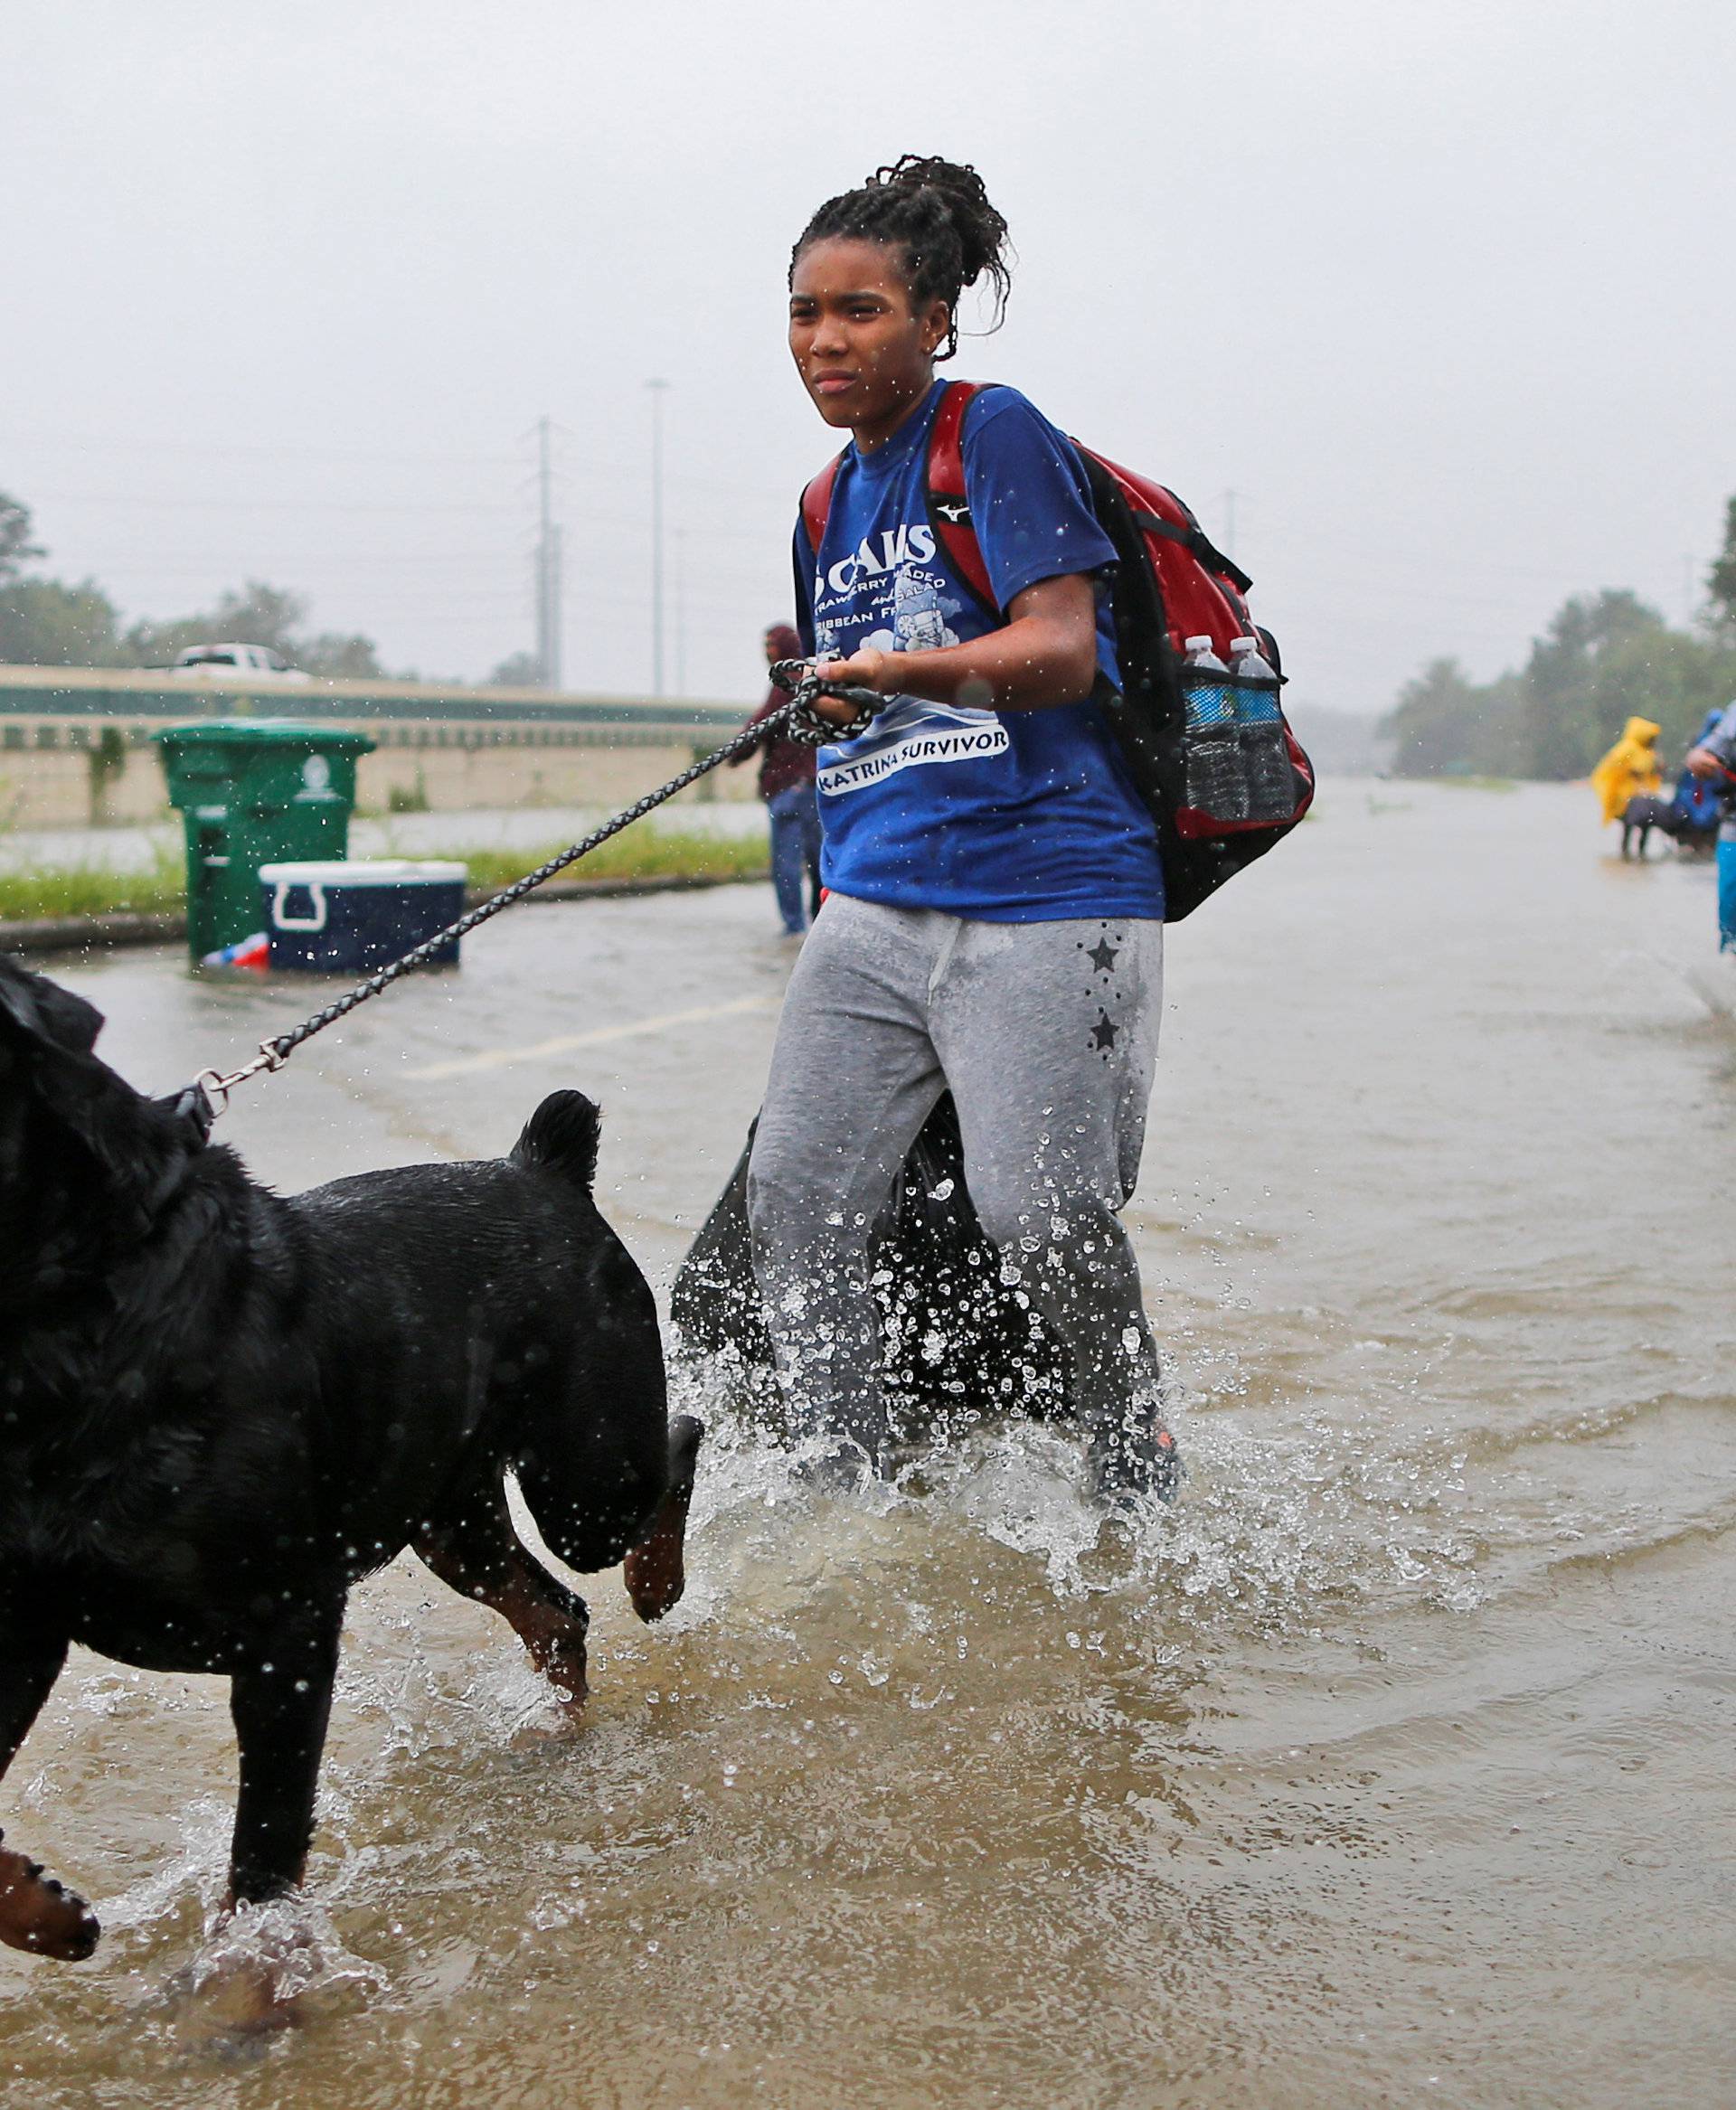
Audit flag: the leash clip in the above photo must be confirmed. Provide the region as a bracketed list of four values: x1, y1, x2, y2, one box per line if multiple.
[191, 1039, 288, 1122]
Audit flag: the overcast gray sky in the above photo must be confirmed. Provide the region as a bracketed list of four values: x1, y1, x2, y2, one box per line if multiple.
[7, 0, 1732, 712]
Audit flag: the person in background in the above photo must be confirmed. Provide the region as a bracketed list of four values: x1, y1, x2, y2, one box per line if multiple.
[1668, 707, 1729, 857]
[1591, 716, 1663, 834]
[731, 623, 823, 936]
[1684, 702, 1736, 951]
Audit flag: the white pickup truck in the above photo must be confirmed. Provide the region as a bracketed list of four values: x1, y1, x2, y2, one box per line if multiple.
[169, 643, 312, 682]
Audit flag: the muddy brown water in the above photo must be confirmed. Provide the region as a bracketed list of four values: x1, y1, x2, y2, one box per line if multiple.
[4, 781, 1733, 2108]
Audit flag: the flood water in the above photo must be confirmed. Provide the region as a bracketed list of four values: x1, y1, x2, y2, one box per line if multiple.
[4, 780, 1733, 2107]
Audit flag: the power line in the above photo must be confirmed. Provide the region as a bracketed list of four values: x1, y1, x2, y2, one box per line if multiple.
[25, 493, 524, 516]
[0, 429, 526, 467]
[0, 423, 801, 498]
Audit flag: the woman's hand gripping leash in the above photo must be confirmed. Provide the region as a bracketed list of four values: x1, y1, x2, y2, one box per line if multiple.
[769, 656, 890, 743]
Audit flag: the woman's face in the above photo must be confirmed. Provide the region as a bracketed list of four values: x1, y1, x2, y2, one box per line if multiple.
[788, 237, 949, 448]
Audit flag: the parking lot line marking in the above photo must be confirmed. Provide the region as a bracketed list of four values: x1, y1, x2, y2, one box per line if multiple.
[405, 994, 779, 1080]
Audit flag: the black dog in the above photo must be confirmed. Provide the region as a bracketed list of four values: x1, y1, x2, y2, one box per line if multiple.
[1620, 793, 1672, 860]
[0, 955, 700, 1968]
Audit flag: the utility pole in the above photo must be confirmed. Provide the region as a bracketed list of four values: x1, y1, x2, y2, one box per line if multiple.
[646, 378, 670, 696]
[674, 528, 690, 696]
[545, 522, 562, 691]
[534, 415, 562, 691]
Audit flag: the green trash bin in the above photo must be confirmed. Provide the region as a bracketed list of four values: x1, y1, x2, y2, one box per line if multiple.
[153, 721, 374, 962]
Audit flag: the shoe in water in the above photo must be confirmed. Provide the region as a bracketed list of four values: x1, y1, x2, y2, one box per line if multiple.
[789, 1435, 880, 1496]
[1085, 1418, 1182, 1510]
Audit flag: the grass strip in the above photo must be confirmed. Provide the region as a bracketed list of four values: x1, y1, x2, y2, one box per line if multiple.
[0, 848, 185, 923]
[456, 828, 769, 892]
[0, 829, 769, 924]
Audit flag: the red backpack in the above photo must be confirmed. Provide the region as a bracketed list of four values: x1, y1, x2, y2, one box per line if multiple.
[799, 380, 1314, 922]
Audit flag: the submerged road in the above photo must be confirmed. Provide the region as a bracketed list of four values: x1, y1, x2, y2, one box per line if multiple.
[4, 781, 1734, 2108]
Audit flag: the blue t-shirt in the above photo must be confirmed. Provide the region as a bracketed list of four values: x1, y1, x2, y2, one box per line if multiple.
[793, 381, 1165, 922]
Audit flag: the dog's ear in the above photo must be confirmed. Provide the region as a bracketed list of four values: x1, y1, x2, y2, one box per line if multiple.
[0, 956, 105, 1057]
[0, 957, 184, 1204]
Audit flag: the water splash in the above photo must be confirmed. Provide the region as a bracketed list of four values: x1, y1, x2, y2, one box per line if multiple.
[173, 1892, 389, 2022]
[100, 1796, 232, 1935]
[669, 1350, 1488, 1635]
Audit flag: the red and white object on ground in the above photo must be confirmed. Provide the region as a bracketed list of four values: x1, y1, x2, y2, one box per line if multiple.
[201, 931, 270, 972]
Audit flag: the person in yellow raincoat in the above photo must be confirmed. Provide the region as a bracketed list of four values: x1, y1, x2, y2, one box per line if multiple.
[1591, 717, 1663, 825]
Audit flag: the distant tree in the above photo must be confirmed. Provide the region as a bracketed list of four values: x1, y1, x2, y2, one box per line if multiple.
[297, 631, 388, 678]
[487, 649, 544, 688]
[1385, 585, 1736, 780]
[1581, 625, 1736, 760]
[0, 485, 397, 681]
[0, 577, 127, 665]
[209, 580, 308, 655]
[1380, 658, 1522, 777]
[123, 579, 308, 666]
[0, 491, 43, 583]
[0, 493, 125, 660]
[1517, 589, 1667, 778]
[1708, 495, 1736, 633]
[123, 579, 385, 677]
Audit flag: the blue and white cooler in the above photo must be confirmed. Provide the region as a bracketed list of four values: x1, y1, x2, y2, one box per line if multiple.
[258, 860, 467, 973]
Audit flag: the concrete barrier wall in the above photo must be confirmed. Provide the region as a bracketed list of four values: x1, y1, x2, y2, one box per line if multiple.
[355, 731, 757, 817]
[0, 721, 759, 828]
[0, 668, 761, 829]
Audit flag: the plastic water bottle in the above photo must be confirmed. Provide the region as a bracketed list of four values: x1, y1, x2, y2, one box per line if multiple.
[1182, 636, 1245, 817]
[1184, 635, 1231, 706]
[1229, 636, 1278, 706]
[1230, 636, 1292, 820]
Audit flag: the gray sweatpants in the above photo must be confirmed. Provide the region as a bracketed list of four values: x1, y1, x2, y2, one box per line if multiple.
[746, 893, 1165, 1477]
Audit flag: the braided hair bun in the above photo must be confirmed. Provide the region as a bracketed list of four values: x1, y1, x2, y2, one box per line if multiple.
[791, 155, 1013, 359]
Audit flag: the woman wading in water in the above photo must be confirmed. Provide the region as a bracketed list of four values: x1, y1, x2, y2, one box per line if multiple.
[747, 155, 1179, 1506]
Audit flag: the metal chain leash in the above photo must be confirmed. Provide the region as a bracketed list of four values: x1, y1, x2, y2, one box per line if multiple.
[193, 664, 888, 1120]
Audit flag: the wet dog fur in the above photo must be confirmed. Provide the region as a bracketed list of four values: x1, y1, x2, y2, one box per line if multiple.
[0, 954, 700, 1967]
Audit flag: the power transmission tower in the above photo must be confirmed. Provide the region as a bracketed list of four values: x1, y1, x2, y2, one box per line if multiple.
[646, 378, 670, 696]
[534, 415, 562, 691]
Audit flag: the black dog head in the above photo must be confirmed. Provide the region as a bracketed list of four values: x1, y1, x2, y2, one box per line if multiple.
[0, 956, 104, 1060]
[0, 955, 205, 1308]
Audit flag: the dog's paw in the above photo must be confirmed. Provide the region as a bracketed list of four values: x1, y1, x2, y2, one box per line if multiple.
[175, 1952, 301, 2040]
[624, 1521, 687, 1623]
[514, 1615, 590, 1710]
[0, 1834, 100, 1962]
[623, 1421, 702, 1624]
[534, 1645, 590, 1710]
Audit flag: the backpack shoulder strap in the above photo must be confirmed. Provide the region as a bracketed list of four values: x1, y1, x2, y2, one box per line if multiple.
[924, 380, 998, 614]
[799, 451, 844, 554]
[802, 386, 1002, 608]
